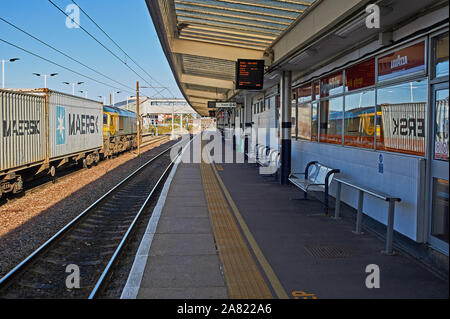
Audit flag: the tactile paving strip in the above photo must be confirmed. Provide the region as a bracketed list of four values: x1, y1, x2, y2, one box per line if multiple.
[200, 161, 273, 299]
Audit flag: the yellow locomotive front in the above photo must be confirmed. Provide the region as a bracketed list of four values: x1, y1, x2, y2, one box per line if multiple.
[102, 106, 137, 158]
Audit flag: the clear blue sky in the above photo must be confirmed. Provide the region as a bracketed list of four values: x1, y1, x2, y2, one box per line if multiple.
[0, 0, 183, 103]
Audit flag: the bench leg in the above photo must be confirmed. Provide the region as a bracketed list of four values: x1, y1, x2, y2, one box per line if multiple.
[353, 190, 364, 235]
[382, 200, 396, 255]
[333, 182, 342, 219]
[324, 183, 329, 215]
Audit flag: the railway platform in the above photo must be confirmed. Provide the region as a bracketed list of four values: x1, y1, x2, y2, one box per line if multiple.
[121, 134, 449, 299]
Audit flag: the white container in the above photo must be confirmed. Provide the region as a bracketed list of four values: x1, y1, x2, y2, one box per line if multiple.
[0, 90, 46, 172]
[47, 91, 103, 159]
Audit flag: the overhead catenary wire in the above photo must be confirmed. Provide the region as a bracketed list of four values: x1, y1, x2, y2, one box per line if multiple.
[0, 17, 136, 93]
[0, 37, 135, 95]
[47, 0, 169, 98]
[70, 0, 175, 97]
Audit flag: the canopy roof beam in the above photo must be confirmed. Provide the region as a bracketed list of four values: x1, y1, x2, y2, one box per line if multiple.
[185, 89, 227, 100]
[180, 73, 235, 90]
[171, 38, 264, 61]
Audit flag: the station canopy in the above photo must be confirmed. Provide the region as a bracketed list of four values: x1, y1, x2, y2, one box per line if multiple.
[147, 0, 317, 116]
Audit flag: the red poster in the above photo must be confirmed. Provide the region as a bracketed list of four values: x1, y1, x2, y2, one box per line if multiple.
[320, 72, 343, 98]
[378, 41, 425, 81]
[297, 83, 312, 103]
[346, 58, 375, 91]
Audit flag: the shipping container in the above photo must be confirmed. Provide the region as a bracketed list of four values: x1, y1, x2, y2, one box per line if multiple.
[47, 91, 103, 158]
[1, 89, 103, 195]
[0, 90, 46, 172]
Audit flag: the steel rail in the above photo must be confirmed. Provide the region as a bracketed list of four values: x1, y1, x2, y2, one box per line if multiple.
[0, 139, 183, 289]
[89, 136, 192, 298]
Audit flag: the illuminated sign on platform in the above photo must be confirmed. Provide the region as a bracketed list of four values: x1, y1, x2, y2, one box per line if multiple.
[236, 59, 264, 90]
[208, 101, 237, 108]
[216, 102, 237, 108]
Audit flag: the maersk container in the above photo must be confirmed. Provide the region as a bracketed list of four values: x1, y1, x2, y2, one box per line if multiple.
[47, 90, 103, 159]
[0, 90, 46, 172]
[1, 89, 103, 175]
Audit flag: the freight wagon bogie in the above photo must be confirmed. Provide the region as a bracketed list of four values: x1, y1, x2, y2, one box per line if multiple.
[0, 173, 23, 199]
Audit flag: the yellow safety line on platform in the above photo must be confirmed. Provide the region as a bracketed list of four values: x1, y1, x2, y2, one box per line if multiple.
[210, 163, 290, 300]
[201, 161, 273, 299]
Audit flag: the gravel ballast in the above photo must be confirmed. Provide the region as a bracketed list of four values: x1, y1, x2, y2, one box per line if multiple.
[0, 139, 176, 278]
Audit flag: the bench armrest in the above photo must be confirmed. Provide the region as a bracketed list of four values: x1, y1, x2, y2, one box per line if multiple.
[305, 161, 319, 179]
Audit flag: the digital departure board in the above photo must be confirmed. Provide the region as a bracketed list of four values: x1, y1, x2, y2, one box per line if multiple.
[236, 59, 264, 90]
[208, 101, 216, 108]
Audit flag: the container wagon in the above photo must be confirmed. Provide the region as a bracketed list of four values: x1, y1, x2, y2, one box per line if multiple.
[1, 89, 103, 199]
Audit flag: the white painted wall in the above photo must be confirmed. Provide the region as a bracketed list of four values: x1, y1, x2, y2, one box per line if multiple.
[292, 140, 426, 242]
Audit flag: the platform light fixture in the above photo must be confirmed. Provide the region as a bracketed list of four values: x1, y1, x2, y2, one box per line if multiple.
[2, 57, 20, 89]
[288, 49, 317, 65]
[334, 12, 370, 38]
[63, 81, 84, 95]
[33, 72, 58, 88]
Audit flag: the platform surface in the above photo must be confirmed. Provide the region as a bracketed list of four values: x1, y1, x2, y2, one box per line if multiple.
[127, 140, 449, 299]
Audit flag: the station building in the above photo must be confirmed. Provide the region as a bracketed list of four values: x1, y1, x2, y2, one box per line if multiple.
[116, 97, 197, 128]
[147, 0, 449, 266]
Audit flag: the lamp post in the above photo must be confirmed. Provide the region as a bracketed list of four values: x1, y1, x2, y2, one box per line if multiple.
[33, 73, 58, 88]
[79, 90, 88, 99]
[98, 96, 106, 105]
[63, 81, 84, 95]
[126, 95, 135, 111]
[2, 58, 19, 89]
[112, 91, 121, 107]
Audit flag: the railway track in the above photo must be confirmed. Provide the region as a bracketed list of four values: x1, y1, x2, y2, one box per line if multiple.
[0, 136, 189, 299]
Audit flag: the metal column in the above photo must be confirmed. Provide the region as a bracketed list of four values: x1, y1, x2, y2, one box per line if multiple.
[244, 94, 253, 155]
[279, 71, 292, 185]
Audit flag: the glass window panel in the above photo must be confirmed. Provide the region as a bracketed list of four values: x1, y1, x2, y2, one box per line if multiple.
[344, 90, 376, 149]
[298, 83, 312, 103]
[434, 33, 449, 78]
[345, 59, 375, 92]
[319, 97, 344, 144]
[312, 102, 318, 142]
[313, 82, 320, 100]
[320, 72, 344, 98]
[376, 80, 428, 156]
[434, 88, 449, 161]
[298, 103, 312, 140]
[378, 41, 426, 81]
[431, 178, 449, 244]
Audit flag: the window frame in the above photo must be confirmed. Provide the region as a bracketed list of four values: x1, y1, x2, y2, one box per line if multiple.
[290, 35, 435, 158]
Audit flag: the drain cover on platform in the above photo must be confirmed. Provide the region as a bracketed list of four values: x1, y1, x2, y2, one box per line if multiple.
[304, 245, 353, 259]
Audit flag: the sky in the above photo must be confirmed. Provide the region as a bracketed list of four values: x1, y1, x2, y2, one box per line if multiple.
[0, 0, 183, 103]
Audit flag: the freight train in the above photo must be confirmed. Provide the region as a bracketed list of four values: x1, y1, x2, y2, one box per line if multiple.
[0, 89, 137, 200]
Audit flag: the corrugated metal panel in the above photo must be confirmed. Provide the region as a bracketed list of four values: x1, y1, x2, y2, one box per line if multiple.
[48, 91, 103, 159]
[0, 90, 46, 172]
[381, 102, 426, 155]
